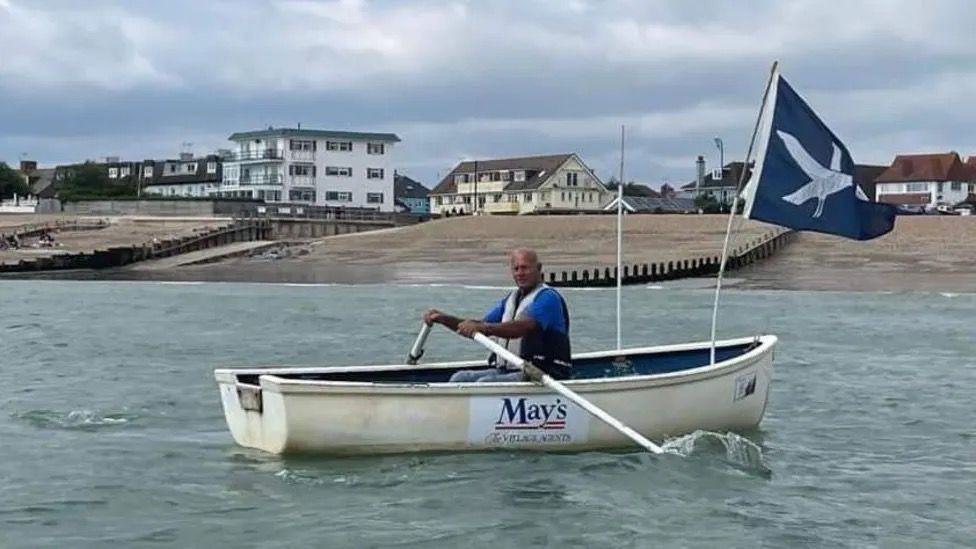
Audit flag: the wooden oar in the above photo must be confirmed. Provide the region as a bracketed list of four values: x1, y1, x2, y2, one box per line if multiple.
[472, 333, 665, 455]
[406, 322, 433, 365]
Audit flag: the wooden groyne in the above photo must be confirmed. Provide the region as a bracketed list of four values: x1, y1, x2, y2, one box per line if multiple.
[2, 219, 109, 239]
[548, 229, 796, 287]
[0, 220, 271, 273]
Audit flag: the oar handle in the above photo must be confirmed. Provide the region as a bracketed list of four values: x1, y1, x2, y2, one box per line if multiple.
[472, 333, 665, 455]
[407, 322, 433, 365]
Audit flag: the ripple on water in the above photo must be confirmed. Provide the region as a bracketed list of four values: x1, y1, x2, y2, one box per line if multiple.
[13, 409, 135, 431]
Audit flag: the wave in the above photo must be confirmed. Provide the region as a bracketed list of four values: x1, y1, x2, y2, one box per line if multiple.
[661, 430, 770, 476]
[13, 409, 133, 431]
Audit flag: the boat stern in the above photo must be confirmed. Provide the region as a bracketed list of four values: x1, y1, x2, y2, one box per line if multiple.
[214, 370, 289, 454]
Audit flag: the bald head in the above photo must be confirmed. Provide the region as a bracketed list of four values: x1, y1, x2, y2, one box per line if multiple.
[509, 248, 542, 290]
[510, 248, 539, 266]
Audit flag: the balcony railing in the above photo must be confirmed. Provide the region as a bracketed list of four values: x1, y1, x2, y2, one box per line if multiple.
[224, 174, 283, 186]
[225, 149, 284, 162]
[289, 150, 316, 161]
[289, 176, 316, 187]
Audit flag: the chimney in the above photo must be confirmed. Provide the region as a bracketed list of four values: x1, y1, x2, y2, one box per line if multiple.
[19, 160, 37, 173]
[696, 155, 706, 195]
[179, 152, 194, 161]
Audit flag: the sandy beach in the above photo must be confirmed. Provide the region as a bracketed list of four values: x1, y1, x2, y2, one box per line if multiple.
[94, 214, 976, 292]
[2, 213, 973, 291]
[0, 215, 230, 265]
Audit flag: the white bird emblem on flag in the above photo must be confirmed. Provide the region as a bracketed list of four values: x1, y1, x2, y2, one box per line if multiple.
[776, 130, 865, 217]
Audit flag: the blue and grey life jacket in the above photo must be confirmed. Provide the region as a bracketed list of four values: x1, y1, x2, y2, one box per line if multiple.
[491, 283, 572, 379]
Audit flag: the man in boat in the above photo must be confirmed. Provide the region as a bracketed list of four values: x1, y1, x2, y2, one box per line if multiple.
[423, 248, 571, 382]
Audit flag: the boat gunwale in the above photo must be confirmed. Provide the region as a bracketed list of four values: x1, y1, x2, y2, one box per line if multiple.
[215, 335, 777, 395]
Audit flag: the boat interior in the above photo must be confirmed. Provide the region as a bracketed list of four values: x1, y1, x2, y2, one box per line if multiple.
[234, 341, 759, 385]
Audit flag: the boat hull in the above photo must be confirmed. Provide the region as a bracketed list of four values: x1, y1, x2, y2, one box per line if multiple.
[214, 335, 776, 455]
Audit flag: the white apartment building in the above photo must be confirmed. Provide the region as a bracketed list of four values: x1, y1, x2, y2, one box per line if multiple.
[218, 127, 401, 211]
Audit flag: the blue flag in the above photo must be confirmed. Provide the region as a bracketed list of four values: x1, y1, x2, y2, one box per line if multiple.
[742, 70, 896, 240]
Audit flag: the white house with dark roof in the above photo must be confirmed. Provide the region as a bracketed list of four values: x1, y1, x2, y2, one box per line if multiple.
[140, 152, 223, 198]
[429, 153, 609, 215]
[218, 127, 401, 211]
[678, 159, 751, 204]
[874, 152, 976, 209]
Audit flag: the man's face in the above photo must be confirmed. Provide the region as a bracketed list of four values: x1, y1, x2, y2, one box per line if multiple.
[510, 253, 540, 290]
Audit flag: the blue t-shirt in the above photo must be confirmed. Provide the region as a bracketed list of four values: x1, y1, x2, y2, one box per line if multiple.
[483, 287, 568, 334]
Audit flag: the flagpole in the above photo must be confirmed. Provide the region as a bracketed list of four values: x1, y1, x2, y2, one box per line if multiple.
[709, 61, 779, 365]
[616, 125, 625, 351]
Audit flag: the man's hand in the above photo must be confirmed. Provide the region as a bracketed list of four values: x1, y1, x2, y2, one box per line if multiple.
[456, 320, 487, 338]
[423, 309, 443, 326]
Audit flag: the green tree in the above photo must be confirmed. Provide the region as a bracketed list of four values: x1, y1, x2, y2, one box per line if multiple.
[605, 181, 658, 197]
[59, 163, 137, 200]
[693, 193, 722, 213]
[0, 162, 29, 199]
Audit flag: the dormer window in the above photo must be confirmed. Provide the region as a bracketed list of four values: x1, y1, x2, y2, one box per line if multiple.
[514, 171, 526, 182]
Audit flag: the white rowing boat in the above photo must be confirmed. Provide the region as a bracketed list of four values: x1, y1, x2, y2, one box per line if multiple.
[214, 335, 775, 455]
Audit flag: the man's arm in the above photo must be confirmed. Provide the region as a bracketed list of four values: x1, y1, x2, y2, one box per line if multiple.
[483, 318, 538, 338]
[457, 317, 538, 338]
[423, 309, 465, 331]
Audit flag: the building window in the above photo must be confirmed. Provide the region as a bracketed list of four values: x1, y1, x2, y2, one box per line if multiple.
[367, 168, 384, 179]
[524, 193, 532, 203]
[950, 182, 962, 191]
[561, 191, 566, 201]
[289, 190, 316, 202]
[289, 139, 316, 151]
[168, 164, 178, 174]
[566, 172, 578, 186]
[514, 171, 526, 182]
[367, 143, 385, 155]
[289, 164, 316, 176]
[326, 141, 353, 152]
[207, 162, 217, 174]
[120, 166, 130, 177]
[185, 163, 197, 173]
[325, 191, 353, 202]
[143, 166, 153, 178]
[937, 183, 944, 193]
[108, 167, 118, 179]
[435, 196, 443, 206]
[367, 192, 384, 204]
[906, 183, 929, 192]
[325, 166, 353, 177]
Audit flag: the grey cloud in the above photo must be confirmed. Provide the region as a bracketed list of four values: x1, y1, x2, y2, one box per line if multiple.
[1, 0, 974, 186]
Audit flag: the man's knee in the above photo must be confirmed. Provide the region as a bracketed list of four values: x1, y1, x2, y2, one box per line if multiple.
[449, 369, 481, 383]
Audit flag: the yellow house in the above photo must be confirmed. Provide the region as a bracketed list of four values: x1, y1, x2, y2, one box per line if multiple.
[429, 153, 610, 215]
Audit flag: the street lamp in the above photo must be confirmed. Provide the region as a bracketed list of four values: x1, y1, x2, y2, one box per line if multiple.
[713, 137, 724, 176]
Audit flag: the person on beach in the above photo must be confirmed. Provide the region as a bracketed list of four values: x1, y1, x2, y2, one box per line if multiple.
[423, 248, 572, 382]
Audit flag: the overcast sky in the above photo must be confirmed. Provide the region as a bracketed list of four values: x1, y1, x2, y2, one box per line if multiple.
[1, 0, 973, 187]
